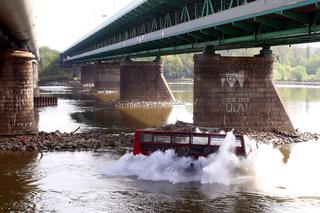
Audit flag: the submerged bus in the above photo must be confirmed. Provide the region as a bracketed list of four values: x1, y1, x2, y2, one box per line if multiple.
[133, 129, 254, 158]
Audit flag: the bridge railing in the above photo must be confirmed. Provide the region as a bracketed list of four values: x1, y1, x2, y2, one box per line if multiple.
[65, 0, 317, 62]
[67, 0, 255, 57]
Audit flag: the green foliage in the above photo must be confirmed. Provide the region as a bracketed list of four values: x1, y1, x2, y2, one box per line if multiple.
[305, 55, 320, 75]
[274, 63, 286, 80]
[162, 46, 320, 82]
[163, 55, 183, 78]
[274, 62, 317, 81]
[289, 65, 308, 81]
[39, 46, 72, 83]
[163, 54, 193, 79]
[316, 67, 320, 78]
[39, 45, 320, 83]
[39, 46, 59, 73]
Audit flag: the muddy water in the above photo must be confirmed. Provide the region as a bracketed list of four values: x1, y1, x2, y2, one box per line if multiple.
[1, 84, 320, 212]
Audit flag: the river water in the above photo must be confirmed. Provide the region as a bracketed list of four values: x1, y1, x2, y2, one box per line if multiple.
[1, 84, 320, 212]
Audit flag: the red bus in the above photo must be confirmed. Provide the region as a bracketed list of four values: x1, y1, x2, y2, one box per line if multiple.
[133, 129, 253, 158]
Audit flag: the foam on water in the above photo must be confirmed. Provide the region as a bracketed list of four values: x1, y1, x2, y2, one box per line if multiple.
[103, 131, 320, 196]
[200, 131, 242, 185]
[250, 141, 320, 196]
[104, 131, 244, 185]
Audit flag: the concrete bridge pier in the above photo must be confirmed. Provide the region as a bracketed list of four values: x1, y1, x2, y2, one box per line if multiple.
[80, 64, 95, 87]
[0, 49, 37, 135]
[193, 48, 294, 132]
[71, 64, 81, 80]
[120, 57, 175, 102]
[94, 63, 120, 91]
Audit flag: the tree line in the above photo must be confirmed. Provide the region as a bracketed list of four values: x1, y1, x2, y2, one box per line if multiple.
[39, 46, 72, 83]
[163, 45, 320, 82]
[39, 45, 320, 82]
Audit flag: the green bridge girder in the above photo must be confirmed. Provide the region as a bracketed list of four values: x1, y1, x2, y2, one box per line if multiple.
[62, 0, 320, 63]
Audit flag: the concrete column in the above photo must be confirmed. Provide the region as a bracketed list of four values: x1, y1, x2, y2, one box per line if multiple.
[80, 64, 95, 87]
[72, 64, 81, 80]
[0, 49, 37, 135]
[193, 53, 294, 132]
[120, 58, 175, 102]
[94, 63, 120, 91]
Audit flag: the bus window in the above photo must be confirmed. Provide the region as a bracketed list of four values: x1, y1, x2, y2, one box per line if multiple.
[154, 135, 171, 143]
[192, 136, 208, 145]
[234, 137, 242, 147]
[140, 133, 153, 142]
[210, 136, 225, 146]
[174, 135, 190, 144]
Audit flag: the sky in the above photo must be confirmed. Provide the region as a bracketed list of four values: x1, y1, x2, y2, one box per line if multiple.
[34, 0, 319, 52]
[35, 0, 135, 52]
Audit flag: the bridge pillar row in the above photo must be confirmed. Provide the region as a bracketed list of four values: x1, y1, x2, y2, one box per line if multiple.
[193, 50, 294, 132]
[120, 57, 175, 102]
[0, 49, 37, 135]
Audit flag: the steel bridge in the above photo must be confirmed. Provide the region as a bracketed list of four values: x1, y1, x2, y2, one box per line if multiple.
[0, 0, 38, 59]
[63, 0, 320, 63]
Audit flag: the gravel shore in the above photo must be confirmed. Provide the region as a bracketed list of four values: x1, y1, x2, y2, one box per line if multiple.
[1, 122, 319, 152]
[0, 131, 133, 152]
[159, 121, 320, 146]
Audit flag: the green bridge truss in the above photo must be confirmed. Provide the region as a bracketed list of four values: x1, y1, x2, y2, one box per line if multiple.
[62, 0, 320, 63]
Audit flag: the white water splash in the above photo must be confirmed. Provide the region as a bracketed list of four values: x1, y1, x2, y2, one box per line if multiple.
[104, 150, 201, 183]
[104, 131, 243, 185]
[201, 131, 242, 185]
[103, 132, 320, 196]
[250, 141, 320, 196]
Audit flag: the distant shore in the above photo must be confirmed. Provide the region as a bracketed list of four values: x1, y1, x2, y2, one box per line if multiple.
[275, 81, 320, 86]
[38, 79, 320, 87]
[167, 80, 320, 87]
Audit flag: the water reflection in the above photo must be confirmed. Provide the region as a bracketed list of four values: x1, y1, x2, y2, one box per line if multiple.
[118, 107, 172, 128]
[1, 84, 319, 212]
[36, 84, 320, 133]
[0, 148, 320, 212]
[277, 86, 320, 132]
[0, 152, 39, 212]
[36, 86, 191, 133]
[71, 107, 173, 131]
[33, 151, 320, 212]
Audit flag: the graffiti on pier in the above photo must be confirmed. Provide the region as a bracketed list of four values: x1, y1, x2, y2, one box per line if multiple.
[221, 71, 245, 88]
[221, 97, 250, 113]
[219, 71, 248, 113]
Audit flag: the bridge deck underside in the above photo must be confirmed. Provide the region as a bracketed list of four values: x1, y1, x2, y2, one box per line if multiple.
[64, 0, 320, 62]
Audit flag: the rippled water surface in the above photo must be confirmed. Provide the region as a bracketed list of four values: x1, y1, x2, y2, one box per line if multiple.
[1, 84, 320, 212]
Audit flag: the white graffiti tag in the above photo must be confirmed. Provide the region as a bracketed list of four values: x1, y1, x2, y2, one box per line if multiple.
[221, 97, 250, 113]
[221, 71, 245, 88]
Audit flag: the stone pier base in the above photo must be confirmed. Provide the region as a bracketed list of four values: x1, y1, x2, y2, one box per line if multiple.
[94, 63, 120, 91]
[193, 53, 294, 132]
[120, 59, 175, 102]
[0, 49, 37, 135]
[72, 64, 81, 80]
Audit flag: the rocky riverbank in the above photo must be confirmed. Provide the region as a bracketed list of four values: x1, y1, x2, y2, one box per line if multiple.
[0, 131, 133, 152]
[158, 121, 320, 146]
[245, 129, 320, 145]
[115, 100, 174, 107]
[1, 122, 319, 152]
